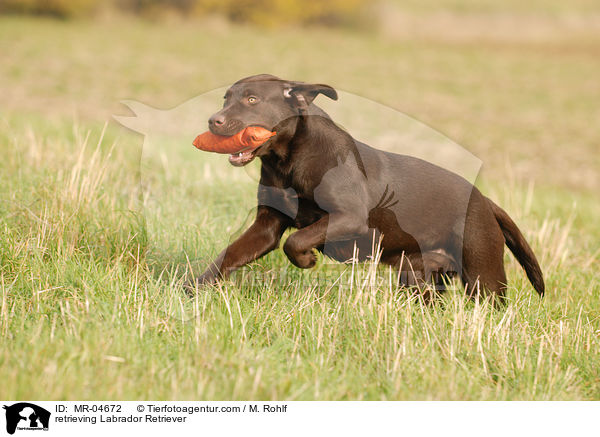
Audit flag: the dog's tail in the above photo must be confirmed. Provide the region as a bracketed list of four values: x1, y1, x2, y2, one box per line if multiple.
[488, 199, 545, 296]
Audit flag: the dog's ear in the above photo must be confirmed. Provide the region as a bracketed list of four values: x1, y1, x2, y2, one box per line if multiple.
[284, 82, 338, 110]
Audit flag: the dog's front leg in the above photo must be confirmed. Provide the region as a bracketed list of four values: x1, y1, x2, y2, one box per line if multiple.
[190, 206, 290, 288]
[283, 213, 368, 268]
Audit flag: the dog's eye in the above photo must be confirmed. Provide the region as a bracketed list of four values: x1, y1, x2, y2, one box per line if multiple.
[247, 96, 258, 104]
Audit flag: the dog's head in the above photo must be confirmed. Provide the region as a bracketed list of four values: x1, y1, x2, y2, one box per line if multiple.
[209, 74, 337, 166]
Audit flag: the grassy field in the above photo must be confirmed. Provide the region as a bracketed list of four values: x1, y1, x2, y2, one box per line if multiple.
[0, 8, 599, 400]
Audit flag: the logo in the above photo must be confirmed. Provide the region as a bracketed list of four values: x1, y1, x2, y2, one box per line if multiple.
[3, 403, 50, 435]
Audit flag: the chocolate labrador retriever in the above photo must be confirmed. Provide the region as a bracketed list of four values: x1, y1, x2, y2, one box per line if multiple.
[189, 74, 544, 302]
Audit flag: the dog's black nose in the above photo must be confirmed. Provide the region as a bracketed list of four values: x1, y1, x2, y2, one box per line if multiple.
[209, 114, 225, 127]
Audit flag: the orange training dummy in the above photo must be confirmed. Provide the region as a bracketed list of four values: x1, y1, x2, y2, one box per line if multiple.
[192, 126, 276, 154]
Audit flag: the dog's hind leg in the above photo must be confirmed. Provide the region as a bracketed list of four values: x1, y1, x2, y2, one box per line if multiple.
[461, 219, 508, 305]
[461, 256, 508, 306]
[391, 251, 458, 303]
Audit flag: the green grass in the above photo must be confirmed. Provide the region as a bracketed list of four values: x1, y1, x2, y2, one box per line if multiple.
[0, 10, 599, 400]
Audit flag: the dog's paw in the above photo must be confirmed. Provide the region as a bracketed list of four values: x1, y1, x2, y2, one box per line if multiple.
[183, 273, 217, 295]
[283, 237, 317, 269]
[290, 250, 317, 269]
[183, 279, 201, 295]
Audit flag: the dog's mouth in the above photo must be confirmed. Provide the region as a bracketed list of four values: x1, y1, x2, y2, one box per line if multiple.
[228, 146, 261, 167]
[193, 125, 275, 167]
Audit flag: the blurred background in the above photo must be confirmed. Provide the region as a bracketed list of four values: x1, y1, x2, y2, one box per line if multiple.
[2, 0, 599, 276]
[1, 0, 599, 190]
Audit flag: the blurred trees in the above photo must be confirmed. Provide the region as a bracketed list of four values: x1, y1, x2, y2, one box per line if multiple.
[0, 0, 370, 27]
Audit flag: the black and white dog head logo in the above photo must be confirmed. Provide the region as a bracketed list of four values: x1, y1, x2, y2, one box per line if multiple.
[3, 403, 50, 435]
